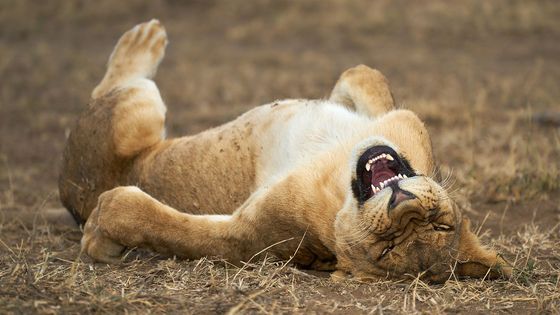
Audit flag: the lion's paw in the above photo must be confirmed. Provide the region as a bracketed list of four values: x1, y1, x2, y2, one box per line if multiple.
[93, 20, 168, 98]
[80, 186, 145, 263]
[108, 19, 168, 81]
[81, 218, 126, 264]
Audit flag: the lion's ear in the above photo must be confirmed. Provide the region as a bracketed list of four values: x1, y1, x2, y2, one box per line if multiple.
[455, 218, 512, 279]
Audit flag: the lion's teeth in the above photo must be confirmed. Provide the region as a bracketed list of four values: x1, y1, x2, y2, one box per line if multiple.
[386, 154, 394, 161]
[380, 182, 385, 188]
[403, 174, 408, 178]
[365, 163, 371, 171]
[398, 174, 403, 179]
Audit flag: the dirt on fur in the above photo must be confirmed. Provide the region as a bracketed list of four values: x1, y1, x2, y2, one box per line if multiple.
[1, 1, 559, 314]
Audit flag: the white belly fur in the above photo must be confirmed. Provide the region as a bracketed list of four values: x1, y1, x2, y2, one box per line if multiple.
[256, 100, 373, 185]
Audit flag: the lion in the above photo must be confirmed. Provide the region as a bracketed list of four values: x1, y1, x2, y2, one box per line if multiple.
[59, 20, 511, 282]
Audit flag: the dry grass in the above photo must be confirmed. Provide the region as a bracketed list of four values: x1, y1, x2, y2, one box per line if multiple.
[1, 0, 559, 313]
[1, 221, 558, 313]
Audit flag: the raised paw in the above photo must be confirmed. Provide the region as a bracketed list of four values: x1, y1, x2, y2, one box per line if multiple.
[93, 19, 168, 98]
[329, 64, 394, 118]
[108, 19, 168, 79]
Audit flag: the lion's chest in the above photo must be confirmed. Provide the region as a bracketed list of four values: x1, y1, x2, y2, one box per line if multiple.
[255, 101, 372, 185]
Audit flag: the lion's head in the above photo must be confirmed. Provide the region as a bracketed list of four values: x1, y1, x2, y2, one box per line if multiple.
[334, 140, 511, 282]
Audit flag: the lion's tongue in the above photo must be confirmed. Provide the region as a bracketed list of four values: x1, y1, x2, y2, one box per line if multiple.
[371, 160, 396, 187]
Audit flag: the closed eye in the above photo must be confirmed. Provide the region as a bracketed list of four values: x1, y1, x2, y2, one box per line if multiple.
[379, 245, 394, 259]
[433, 223, 453, 232]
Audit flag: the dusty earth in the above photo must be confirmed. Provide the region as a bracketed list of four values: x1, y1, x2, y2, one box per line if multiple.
[1, 1, 559, 314]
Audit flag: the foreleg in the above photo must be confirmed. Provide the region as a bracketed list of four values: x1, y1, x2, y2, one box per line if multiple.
[330, 65, 395, 118]
[81, 186, 268, 264]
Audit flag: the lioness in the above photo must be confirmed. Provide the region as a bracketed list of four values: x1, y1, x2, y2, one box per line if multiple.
[59, 20, 511, 282]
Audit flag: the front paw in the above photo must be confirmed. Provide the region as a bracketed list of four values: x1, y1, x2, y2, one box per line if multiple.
[81, 216, 126, 264]
[80, 186, 145, 263]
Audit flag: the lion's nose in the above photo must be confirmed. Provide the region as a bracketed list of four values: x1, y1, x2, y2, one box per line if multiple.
[388, 185, 416, 210]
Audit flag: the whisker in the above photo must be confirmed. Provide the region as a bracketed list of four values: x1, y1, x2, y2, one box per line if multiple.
[342, 225, 373, 244]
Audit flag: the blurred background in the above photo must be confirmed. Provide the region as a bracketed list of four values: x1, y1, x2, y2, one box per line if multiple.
[0, 1, 559, 312]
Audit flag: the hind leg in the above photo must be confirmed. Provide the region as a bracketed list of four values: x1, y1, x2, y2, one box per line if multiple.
[92, 19, 168, 98]
[93, 19, 168, 157]
[95, 20, 169, 158]
[329, 65, 395, 118]
[59, 20, 169, 222]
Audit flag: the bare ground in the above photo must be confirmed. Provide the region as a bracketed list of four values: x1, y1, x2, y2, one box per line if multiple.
[1, 1, 559, 313]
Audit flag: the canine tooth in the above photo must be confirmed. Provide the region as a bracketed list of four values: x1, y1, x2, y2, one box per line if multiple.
[371, 184, 375, 191]
[386, 154, 394, 161]
[366, 163, 371, 171]
[403, 174, 408, 178]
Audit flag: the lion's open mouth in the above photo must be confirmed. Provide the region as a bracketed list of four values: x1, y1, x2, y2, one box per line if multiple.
[353, 145, 416, 203]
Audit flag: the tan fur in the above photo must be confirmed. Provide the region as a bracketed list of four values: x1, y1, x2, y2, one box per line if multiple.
[60, 20, 511, 282]
[330, 65, 395, 117]
[112, 79, 166, 157]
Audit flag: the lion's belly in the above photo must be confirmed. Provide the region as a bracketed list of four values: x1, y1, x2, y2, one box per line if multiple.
[129, 115, 260, 215]
[128, 100, 371, 215]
